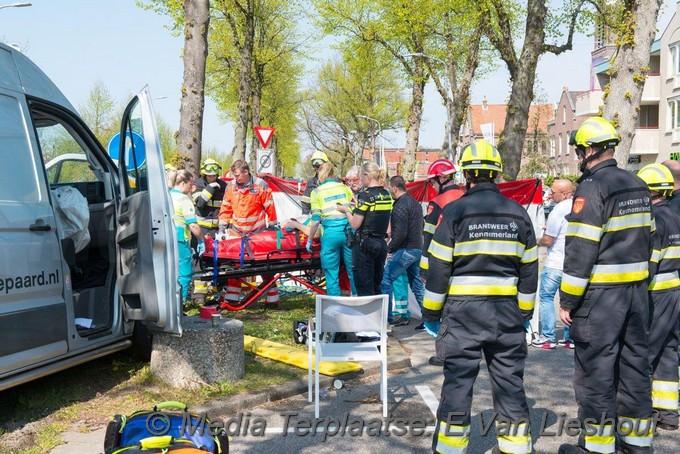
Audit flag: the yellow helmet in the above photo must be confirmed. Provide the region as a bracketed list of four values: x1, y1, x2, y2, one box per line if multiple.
[637, 164, 674, 195]
[573, 116, 620, 149]
[310, 150, 329, 167]
[201, 158, 222, 176]
[459, 139, 502, 173]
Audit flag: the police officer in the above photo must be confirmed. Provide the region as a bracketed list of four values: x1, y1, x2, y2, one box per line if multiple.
[193, 158, 227, 237]
[420, 159, 465, 276]
[301, 151, 330, 215]
[637, 164, 680, 431]
[558, 117, 654, 454]
[423, 139, 538, 454]
[337, 162, 392, 296]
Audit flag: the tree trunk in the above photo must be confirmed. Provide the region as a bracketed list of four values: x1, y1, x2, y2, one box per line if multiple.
[603, 0, 662, 166]
[232, 1, 255, 162]
[177, 0, 210, 176]
[497, 0, 546, 179]
[401, 63, 427, 181]
[250, 64, 263, 172]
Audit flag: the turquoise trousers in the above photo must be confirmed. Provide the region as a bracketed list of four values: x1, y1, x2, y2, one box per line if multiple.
[320, 223, 355, 296]
[178, 240, 193, 301]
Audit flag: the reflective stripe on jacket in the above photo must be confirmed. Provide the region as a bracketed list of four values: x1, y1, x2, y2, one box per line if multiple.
[421, 186, 465, 271]
[559, 159, 653, 310]
[310, 179, 353, 224]
[170, 188, 197, 243]
[423, 182, 538, 318]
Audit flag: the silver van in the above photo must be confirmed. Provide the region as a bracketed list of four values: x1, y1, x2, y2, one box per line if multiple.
[0, 42, 181, 391]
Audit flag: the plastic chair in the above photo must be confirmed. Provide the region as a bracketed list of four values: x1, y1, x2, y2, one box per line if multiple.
[307, 294, 389, 418]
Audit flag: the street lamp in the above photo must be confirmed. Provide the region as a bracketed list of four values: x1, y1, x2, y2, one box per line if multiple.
[357, 114, 383, 167]
[0, 2, 31, 9]
[402, 52, 454, 161]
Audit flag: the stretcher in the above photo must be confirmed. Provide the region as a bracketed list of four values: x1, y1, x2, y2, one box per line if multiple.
[195, 227, 327, 311]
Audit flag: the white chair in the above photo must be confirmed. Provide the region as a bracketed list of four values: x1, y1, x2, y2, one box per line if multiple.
[307, 294, 389, 418]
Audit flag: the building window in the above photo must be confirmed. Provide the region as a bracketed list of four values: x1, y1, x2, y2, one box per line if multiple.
[562, 106, 567, 124]
[550, 137, 555, 157]
[565, 131, 570, 155]
[558, 133, 562, 156]
[670, 43, 680, 76]
[669, 99, 680, 130]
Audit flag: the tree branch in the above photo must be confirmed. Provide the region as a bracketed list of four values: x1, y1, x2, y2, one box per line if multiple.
[542, 0, 586, 55]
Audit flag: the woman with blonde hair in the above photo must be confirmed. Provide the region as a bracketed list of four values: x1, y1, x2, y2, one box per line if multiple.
[337, 162, 393, 295]
[307, 162, 356, 296]
[170, 169, 204, 304]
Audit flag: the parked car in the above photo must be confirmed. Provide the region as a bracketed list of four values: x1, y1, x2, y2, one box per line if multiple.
[0, 42, 179, 392]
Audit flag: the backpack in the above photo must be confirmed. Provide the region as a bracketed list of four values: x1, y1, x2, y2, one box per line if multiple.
[104, 401, 229, 454]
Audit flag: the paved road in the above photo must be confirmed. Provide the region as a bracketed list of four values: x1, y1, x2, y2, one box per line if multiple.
[50, 321, 680, 453]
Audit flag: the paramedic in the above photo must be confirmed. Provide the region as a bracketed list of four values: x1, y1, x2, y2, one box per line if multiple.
[193, 158, 227, 236]
[307, 162, 356, 296]
[218, 160, 279, 304]
[424, 139, 538, 454]
[337, 162, 393, 296]
[637, 164, 680, 431]
[558, 117, 654, 454]
[169, 169, 205, 304]
[301, 151, 330, 215]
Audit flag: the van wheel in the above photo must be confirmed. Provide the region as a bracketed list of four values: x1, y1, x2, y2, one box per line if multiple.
[128, 321, 152, 361]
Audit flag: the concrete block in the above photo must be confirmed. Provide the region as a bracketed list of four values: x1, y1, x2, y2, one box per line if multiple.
[151, 316, 244, 389]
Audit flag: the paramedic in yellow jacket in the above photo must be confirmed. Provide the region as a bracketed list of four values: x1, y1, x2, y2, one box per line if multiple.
[424, 140, 538, 454]
[218, 160, 279, 304]
[307, 162, 356, 296]
[169, 169, 204, 304]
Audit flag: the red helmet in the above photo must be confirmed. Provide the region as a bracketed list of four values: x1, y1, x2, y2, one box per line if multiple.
[428, 159, 457, 178]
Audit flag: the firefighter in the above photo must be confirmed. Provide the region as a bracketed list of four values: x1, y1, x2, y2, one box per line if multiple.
[193, 158, 227, 237]
[637, 164, 680, 431]
[558, 117, 654, 454]
[420, 159, 464, 276]
[337, 162, 393, 296]
[423, 139, 538, 454]
[218, 160, 279, 304]
[301, 150, 330, 215]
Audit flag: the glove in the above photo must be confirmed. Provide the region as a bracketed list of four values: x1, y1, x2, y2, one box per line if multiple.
[423, 320, 440, 338]
[196, 240, 205, 257]
[306, 239, 313, 253]
[209, 182, 221, 190]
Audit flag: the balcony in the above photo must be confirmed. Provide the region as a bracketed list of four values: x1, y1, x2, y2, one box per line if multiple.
[574, 91, 603, 117]
[631, 128, 659, 155]
[641, 74, 660, 103]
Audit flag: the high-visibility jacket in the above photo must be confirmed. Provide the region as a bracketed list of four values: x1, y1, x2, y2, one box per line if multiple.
[559, 159, 653, 310]
[218, 175, 277, 234]
[193, 176, 227, 229]
[170, 189, 197, 243]
[310, 179, 353, 225]
[423, 182, 538, 320]
[648, 200, 680, 292]
[420, 185, 465, 272]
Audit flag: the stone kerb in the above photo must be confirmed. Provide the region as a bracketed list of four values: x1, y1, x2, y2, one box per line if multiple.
[151, 316, 244, 389]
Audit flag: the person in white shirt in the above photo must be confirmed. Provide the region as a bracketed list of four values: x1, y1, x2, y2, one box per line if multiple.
[532, 179, 575, 349]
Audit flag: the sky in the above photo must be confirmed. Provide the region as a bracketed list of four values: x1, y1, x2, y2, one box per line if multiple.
[0, 0, 676, 156]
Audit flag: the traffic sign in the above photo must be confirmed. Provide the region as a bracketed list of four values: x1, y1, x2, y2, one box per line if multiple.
[107, 131, 146, 171]
[256, 148, 275, 174]
[254, 126, 276, 149]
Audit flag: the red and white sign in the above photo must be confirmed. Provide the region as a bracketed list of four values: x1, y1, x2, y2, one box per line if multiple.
[254, 126, 276, 149]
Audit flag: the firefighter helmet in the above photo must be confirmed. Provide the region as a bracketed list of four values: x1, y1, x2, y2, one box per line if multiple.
[637, 164, 674, 195]
[427, 159, 457, 178]
[310, 150, 330, 167]
[459, 139, 503, 173]
[573, 116, 620, 149]
[200, 158, 222, 176]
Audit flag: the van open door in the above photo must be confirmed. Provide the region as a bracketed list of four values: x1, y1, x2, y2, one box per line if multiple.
[115, 87, 181, 335]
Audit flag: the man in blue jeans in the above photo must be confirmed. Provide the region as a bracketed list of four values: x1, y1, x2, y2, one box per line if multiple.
[381, 176, 425, 325]
[533, 179, 575, 349]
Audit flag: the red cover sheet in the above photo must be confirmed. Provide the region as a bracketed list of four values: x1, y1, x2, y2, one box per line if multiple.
[203, 230, 320, 261]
